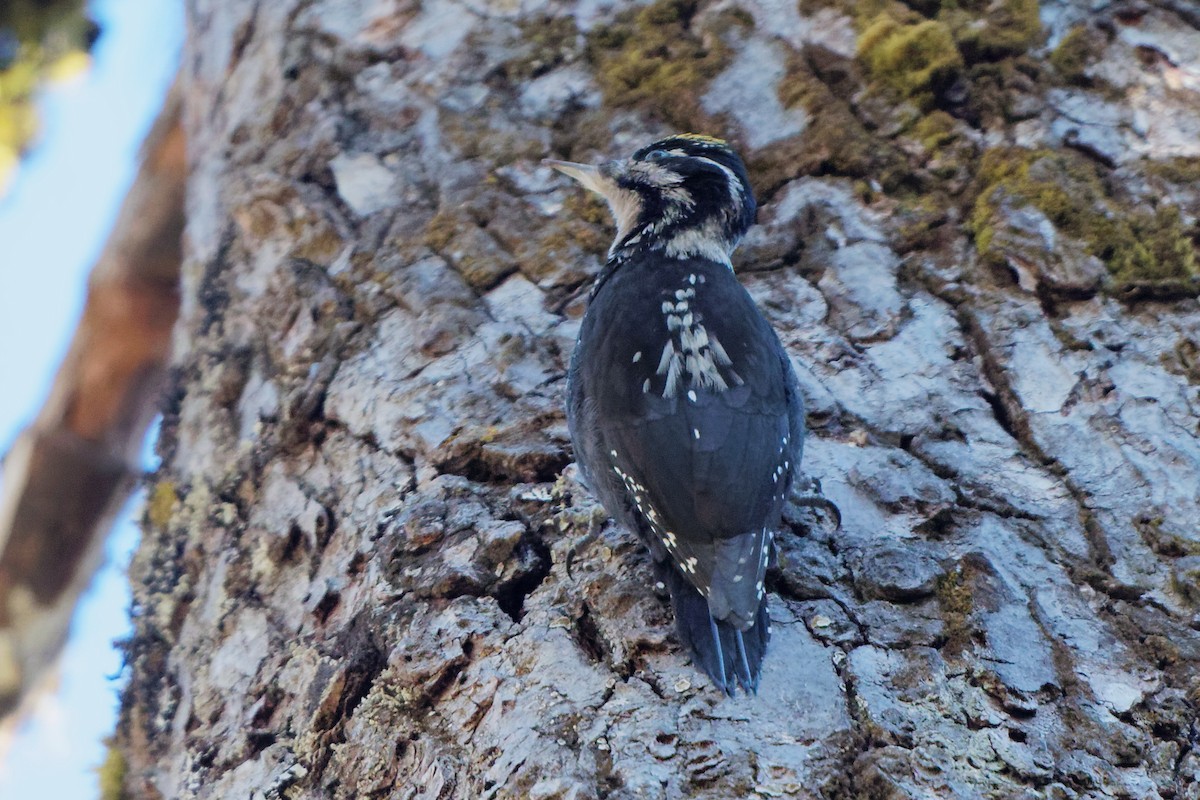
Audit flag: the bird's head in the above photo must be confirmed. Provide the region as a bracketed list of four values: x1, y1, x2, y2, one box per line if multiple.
[546, 134, 756, 266]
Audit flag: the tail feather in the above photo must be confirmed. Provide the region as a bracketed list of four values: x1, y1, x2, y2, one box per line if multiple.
[659, 564, 770, 694]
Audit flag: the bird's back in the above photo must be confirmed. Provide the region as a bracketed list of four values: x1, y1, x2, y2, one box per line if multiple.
[568, 252, 803, 670]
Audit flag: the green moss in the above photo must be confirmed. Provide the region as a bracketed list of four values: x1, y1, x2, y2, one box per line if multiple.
[98, 745, 127, 800]
[147, 481, 178, 530]
[940, 0, 1042, 61]
[563, 191, 610, 228]
[423, 210, 461, 254]
[936, 566, 974, 655]
[969, 148, 1199, 285]
[893, 192, 956, 250]
[767, 47, 909, 193]
[912, 109, 959, 151]
[1049, 24, 1095, 83]
[586, 0, 743, 129]
[1110, 206, 1197, 283]
[776, 50, 827, 110]
[1144, 156, 1200, 186]
[857, 13, 963, 106]
[957, 58, 1040, 127]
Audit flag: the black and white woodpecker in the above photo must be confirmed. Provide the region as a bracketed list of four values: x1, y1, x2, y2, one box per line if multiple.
[547, 134, 804, 694]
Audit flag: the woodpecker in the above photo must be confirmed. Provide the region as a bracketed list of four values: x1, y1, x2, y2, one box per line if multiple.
[548, 134, 804, 694]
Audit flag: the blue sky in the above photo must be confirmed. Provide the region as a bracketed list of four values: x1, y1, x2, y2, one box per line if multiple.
[0, 2, 183, 797]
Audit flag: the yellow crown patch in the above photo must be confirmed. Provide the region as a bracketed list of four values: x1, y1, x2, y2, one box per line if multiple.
[676, 133, 728, 146]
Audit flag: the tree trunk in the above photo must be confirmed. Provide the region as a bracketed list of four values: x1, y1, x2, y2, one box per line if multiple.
[116, 1, 1200, 798]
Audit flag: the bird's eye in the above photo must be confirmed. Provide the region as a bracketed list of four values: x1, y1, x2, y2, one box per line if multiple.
[644, 149, 671, 161]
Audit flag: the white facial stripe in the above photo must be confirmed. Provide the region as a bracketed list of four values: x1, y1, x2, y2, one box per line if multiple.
[604, 186, 644, 244]
[629, 160, 685, 186]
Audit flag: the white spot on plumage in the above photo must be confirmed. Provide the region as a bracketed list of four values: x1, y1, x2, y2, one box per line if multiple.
[680, 324, 708, 353]
[708, 334, 732, 367]
[693, 428, 700, 440]
[652, 281, 742, 398]
[687, 390, 697, 403]
[732, 575, 742, 583]
[643, 378, 651, 393]
[656, 342, 675, 374]
[688, 273, 697, 284]
[632, 350, 642, 363]
[664, 352, 684, 398]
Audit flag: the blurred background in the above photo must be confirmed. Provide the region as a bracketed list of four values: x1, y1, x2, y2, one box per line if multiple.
[0, 1, 182, 796]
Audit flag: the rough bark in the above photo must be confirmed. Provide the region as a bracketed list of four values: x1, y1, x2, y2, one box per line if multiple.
[0, 85, 183, 727]
[118, 1, 1200, 798]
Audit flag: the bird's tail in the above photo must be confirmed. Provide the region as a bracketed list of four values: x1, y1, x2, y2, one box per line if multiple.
[658, 563, 769, 695]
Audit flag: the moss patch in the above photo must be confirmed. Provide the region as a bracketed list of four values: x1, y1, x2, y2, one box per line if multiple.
[586, 0, 745, 130]
[969, 148, 1199, 285]
[847, 0, 1042, 123]
[423, 210, 519, 290]
[1144, 156, 1200, 186]
[857, 14, 963, 106]
[1049, 24, 1097, 84]
[770, 58, 868, 181]
[147, 481, 178, 530]
[936, 565, 974, 655]
[766, 46, 919, 195]
[939, 0, 1042, 61]
[912, 109, 959, 151]
[1109, 205, 1197, 284]
[98, 745, 127, 800]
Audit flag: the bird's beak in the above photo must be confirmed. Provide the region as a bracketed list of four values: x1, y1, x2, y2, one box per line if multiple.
[544, 159, 619, 201]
